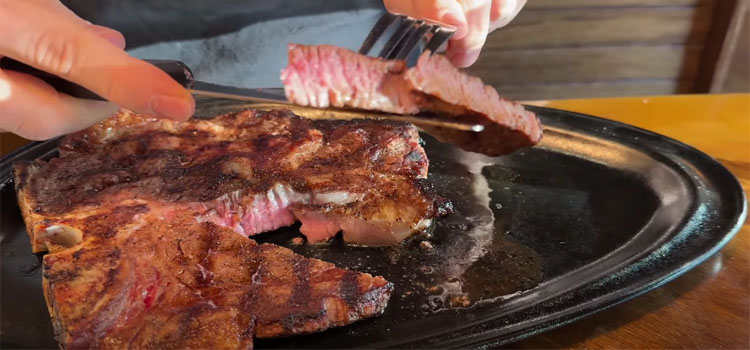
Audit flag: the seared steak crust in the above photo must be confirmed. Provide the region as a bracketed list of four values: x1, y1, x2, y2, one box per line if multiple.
[25, 109, 428, 214]
[42, 204, 392, 348]
[10, 108, 458, 348]
[13, 108, 455, 348]
[16, 108, 451, 251]
[281, 44, 543, 156]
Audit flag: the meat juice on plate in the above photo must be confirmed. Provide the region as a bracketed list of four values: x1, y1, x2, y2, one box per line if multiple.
[255, 134, 545, 314]
[423, 149, 543, 310]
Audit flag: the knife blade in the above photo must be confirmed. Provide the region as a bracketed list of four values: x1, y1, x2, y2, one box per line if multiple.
[0, 57, 483, 132]
[189, 81, 484, 132]
[164, 60, 483, 132]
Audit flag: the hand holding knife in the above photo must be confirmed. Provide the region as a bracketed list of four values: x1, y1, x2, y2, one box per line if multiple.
[0, 57, 483, 133]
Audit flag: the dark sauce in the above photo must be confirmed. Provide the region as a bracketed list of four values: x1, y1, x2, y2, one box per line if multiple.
[256, 135, 547, 314]
[256, 132, 659, 323]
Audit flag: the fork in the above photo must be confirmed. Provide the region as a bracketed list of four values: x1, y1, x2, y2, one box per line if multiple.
[358, 12, 456, 61]
[0, 14, 477, 132]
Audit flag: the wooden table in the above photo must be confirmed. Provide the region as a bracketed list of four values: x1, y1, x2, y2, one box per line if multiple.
[509, 94, 750, 349]
[1, 94, 748, 348]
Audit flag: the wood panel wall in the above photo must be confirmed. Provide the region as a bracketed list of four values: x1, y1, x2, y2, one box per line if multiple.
[468, 0, 728, 100]
[711, 0, 749, 93]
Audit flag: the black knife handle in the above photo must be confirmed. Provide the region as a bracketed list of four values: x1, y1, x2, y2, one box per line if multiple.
[0, 57, 195, 101]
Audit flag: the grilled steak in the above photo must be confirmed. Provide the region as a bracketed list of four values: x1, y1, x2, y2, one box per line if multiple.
[12, 108, 467, 348]
[39, 203, 392, 349]
[15, 108, 451, 253]
[281, 44, 543, 156]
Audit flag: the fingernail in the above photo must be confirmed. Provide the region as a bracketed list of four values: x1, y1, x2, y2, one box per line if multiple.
[150, 95, 194, 120]
[447, 50, 479, 68]
[496, 0, 522, 28]
[100, 32, 126, 49]
[441, 12, 468, 39]
[90, 26, 127, 49]
[499, 0, 515, 22]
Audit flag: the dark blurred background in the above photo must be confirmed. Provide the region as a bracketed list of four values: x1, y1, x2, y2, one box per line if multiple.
[464, 0, 750, 99]
[1, 0, 748, 155]
[60, 0, 750, 100]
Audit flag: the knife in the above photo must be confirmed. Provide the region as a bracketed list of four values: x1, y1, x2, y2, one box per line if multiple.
[0, 58, 484, 132]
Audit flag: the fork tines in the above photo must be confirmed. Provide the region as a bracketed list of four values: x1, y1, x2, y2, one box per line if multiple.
[358, 12, 455, 61]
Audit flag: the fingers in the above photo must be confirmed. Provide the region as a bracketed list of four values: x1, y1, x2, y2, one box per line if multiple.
[383, 0, 469, 39]
[89, 25, 126, 49]
[38, 1, 126, 48]
[490, 0, 526, 31]
[445, 0, 491, 68]
[382, 0, 526, 67]
[0, 0, 194, 121]
[0, 69, 119, 140]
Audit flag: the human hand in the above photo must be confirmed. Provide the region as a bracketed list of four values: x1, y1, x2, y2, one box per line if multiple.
[383, 0, 526, 68]
[0, 0, 194, 140]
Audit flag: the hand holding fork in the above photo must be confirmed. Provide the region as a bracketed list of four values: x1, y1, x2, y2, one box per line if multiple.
[381, 0, 527, 67]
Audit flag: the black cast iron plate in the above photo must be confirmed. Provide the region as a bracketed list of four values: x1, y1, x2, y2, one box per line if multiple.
[0, 104, 746, 349]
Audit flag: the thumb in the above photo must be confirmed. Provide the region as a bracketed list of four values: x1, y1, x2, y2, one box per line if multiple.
[383, 0, 469, 39]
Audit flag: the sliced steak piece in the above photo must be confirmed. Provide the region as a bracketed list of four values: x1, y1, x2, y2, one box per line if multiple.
[41, 204, 392, 349]
[280, 44, 543, 156]
[14, 108, 451, 252]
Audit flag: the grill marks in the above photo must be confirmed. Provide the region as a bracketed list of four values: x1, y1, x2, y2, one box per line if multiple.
[16, 108, 450, 247]
[340, 271, 364, 311]
[13, 108, 442, 347]
[251, 243, 393, 338]
[290, 257, 312, 308]
[41, 207, 392, 349]
[20, 109, 434, 216]
[281, 44, 544, 156]
[93, 303, 254, 350]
